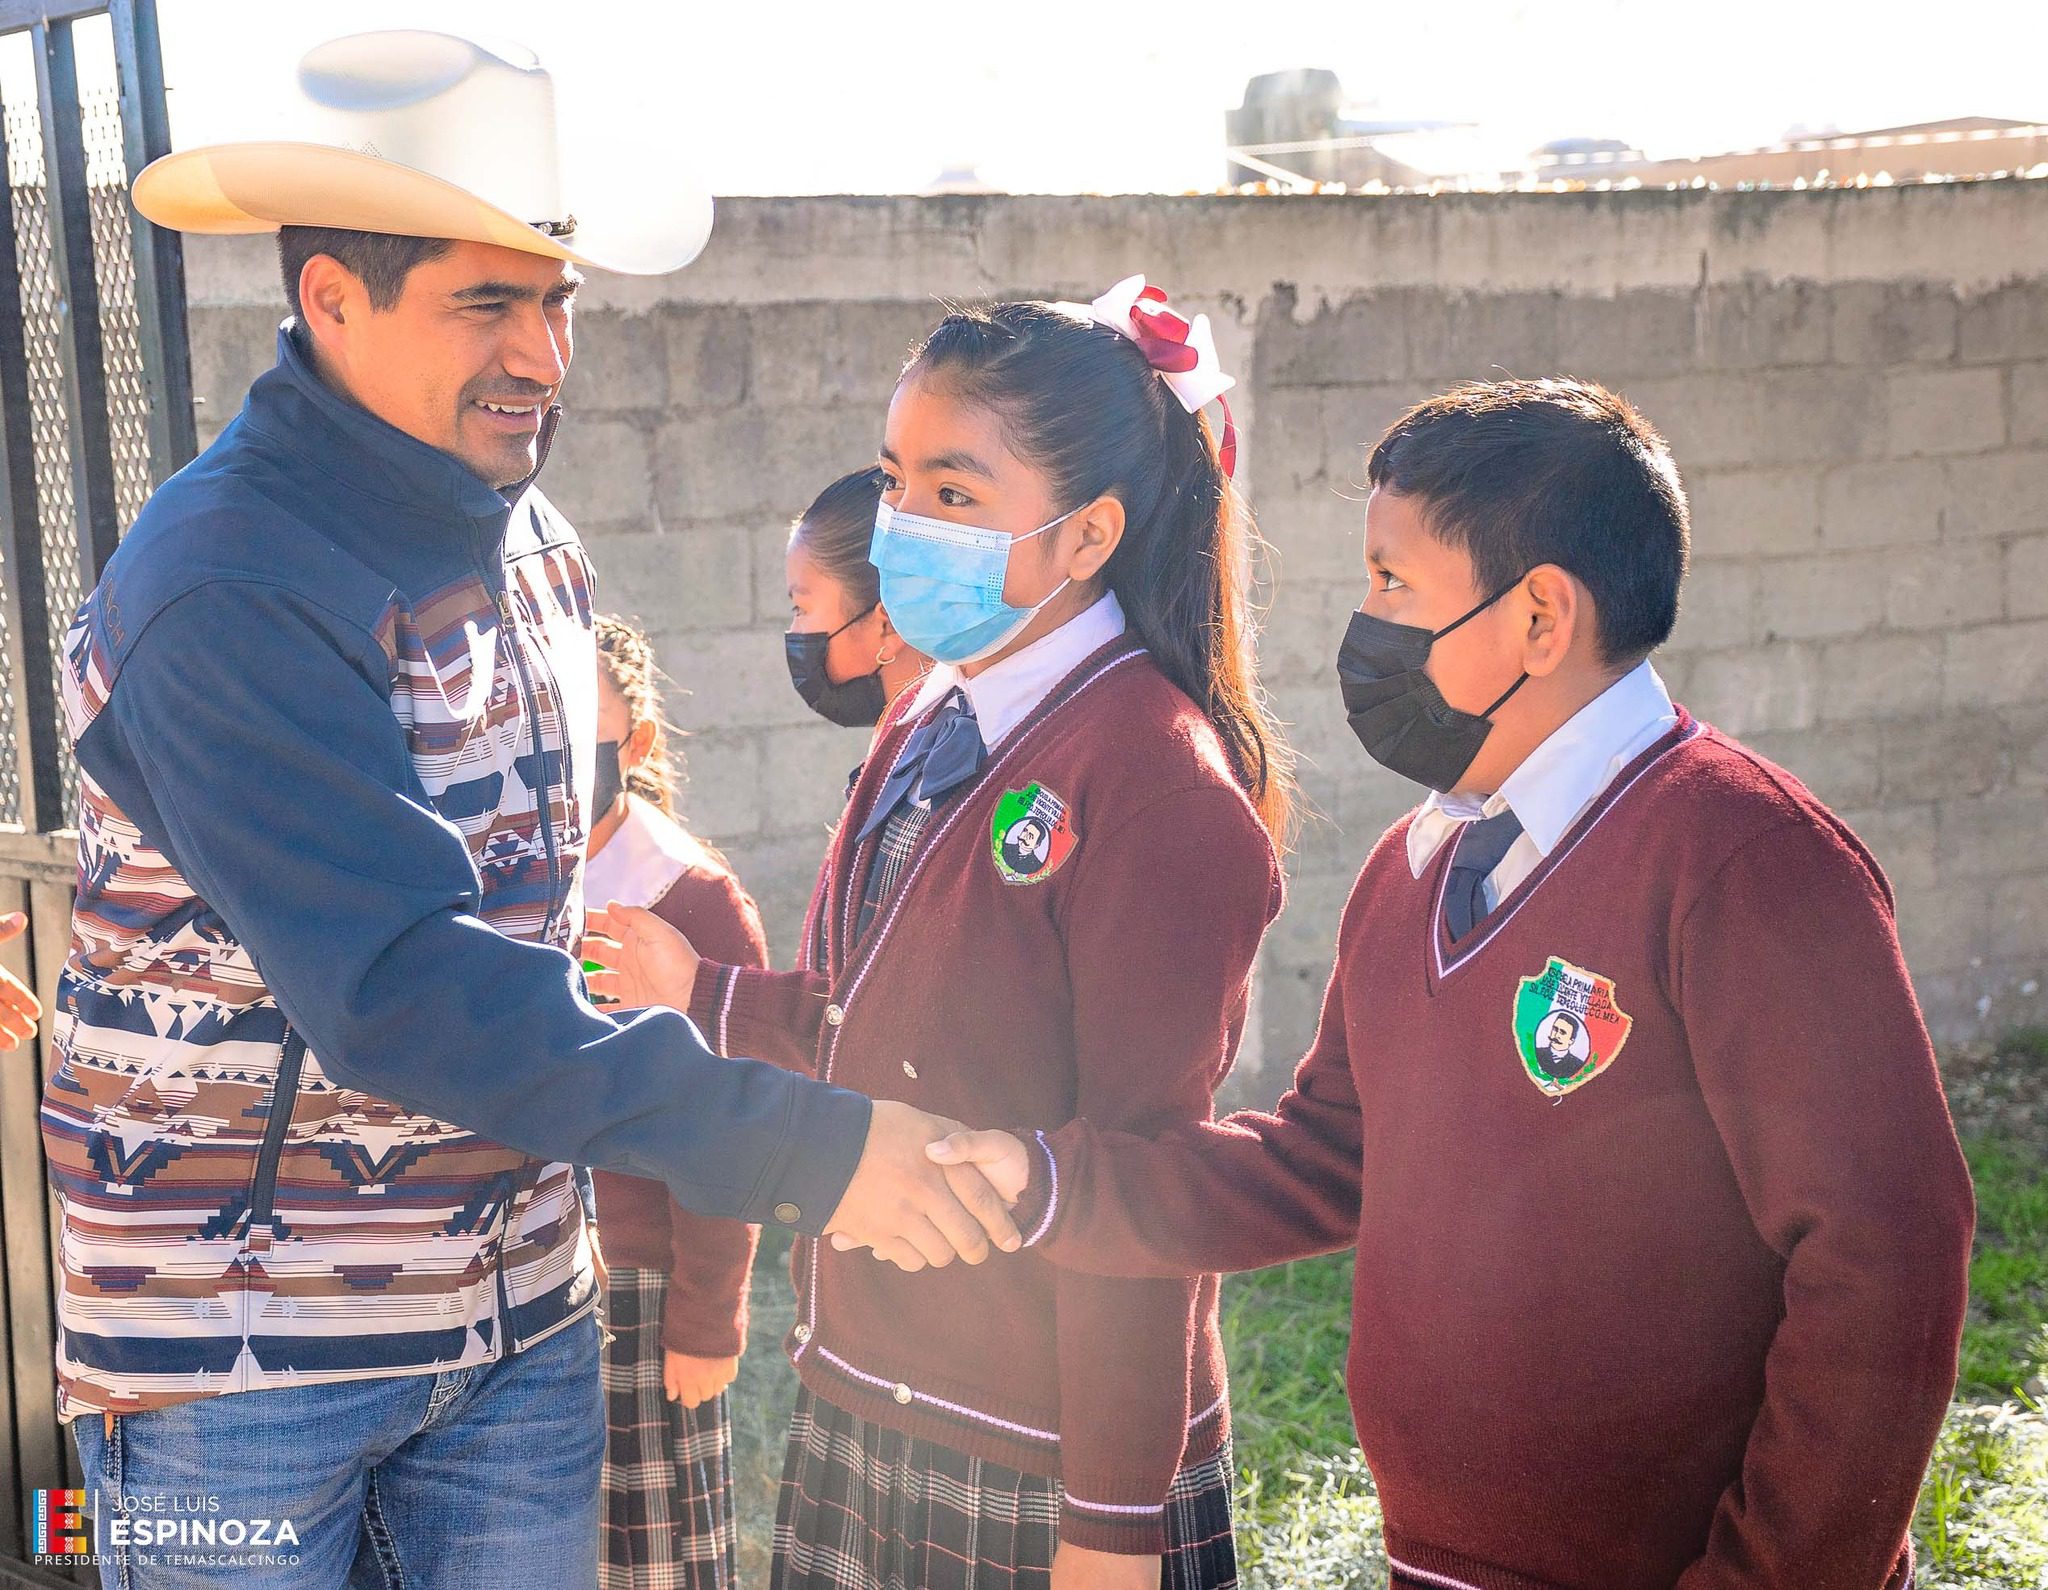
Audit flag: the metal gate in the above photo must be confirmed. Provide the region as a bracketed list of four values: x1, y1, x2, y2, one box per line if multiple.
[0, 0, 191, 1577]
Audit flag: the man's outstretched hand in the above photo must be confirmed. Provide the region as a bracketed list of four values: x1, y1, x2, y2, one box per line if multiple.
[825, 1102, 1024, 1270]
[0, 912, 41, 1052]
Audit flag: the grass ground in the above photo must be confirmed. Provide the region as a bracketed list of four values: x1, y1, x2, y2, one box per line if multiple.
[1958, 1132, 2048, 1401]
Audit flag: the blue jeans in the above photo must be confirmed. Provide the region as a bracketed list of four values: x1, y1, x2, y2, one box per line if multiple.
[70, 1311, 603, 1589]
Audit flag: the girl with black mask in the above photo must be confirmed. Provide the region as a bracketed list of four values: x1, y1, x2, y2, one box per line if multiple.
[784, 468, 928, 728]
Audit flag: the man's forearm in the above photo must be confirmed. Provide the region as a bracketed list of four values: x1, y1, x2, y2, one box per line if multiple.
[300, 914, 872, 1234]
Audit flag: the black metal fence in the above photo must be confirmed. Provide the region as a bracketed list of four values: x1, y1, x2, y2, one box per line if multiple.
[0, 1, 190, 1576]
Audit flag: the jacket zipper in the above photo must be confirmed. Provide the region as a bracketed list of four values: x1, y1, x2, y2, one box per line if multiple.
[516, 579, 579, 880]
[472, 516, 572, 1345]
[245, 1026, 307, 1233]
[480, 539, 566, 941]
[491, 1187, 517, 1348]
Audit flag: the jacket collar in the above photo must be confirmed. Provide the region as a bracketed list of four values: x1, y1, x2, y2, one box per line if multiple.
[244, 320, 557, 527]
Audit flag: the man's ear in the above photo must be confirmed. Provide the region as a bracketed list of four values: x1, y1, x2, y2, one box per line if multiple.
[297, 253, 362, 348]
[1519, 565, 1585, 680]
[620, 715, 659, 773]
[1065, 495, 1125, 582]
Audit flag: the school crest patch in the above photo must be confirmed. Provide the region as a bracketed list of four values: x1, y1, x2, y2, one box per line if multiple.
[1511, 957, 1633, 1100]
[991, 782, 1077, 885]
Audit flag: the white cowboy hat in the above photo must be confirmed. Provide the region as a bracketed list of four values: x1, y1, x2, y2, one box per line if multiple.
[131, 29, 710, 276]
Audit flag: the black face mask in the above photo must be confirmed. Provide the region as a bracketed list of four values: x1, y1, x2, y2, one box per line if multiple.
[785, 608, 888, 729]
[591, 738, 625, 817]
[1336, 584, 1531, 794]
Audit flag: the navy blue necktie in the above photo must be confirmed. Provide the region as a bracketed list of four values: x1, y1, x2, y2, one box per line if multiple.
[1444, 808, 1525, 943]
[856, 689, 987, 844]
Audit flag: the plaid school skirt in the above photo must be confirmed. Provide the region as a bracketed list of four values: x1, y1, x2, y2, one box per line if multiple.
[600, 1266, 739, 1590]
[772, 1386, 1238, 1590]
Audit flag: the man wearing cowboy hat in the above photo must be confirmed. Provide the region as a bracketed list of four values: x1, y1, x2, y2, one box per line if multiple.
[39, 31, 1016, 1586]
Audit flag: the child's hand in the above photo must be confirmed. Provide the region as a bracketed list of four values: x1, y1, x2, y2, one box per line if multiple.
[1050, 1543, 1161, 1589]
[925, 1128, 1032, 1205]
[583, 902, 700, 1012]
[0, 912, 41, 1052]
[663, 1350, 740, 1409]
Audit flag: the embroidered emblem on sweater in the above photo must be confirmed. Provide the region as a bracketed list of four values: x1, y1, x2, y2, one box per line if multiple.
[1512, 957, 1633, 1099]
[991, 783, 1077, 885]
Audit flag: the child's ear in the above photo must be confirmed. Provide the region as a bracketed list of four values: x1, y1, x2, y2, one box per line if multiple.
[621, 715, 659, 772]
[850, 602, 894, 663]
[1066, 495, 1126, 581]
[1520, 565, 1585, 679]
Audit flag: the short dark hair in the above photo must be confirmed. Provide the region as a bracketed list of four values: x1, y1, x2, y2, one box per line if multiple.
[1365, 378, 1690, 666]
[276, 225, 454, 319]
[789, 467, 888, 612]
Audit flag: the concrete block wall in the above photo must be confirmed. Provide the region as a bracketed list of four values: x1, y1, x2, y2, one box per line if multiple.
[184, 180, 2048, 1100]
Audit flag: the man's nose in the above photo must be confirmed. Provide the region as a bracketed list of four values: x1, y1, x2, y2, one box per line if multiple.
[500, 302, 569, 388]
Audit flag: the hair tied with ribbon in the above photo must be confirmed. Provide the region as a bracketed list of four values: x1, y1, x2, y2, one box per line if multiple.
[1060, 275, 1239, 480]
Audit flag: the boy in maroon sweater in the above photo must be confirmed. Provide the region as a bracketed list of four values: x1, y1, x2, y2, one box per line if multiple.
[928, 380, 1976, 1590]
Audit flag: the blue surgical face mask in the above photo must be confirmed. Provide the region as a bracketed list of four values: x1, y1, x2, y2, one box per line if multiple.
[868, 499, 1076, 666]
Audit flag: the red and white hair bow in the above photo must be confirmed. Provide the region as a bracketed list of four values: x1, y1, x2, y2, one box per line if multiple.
[1064, 274, 1239, 479]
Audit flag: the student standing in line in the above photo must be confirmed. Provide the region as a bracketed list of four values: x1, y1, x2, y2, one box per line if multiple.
[783, 466, 931, 1008]
[589, 278, 1293, 1590]
[785, 467, 930, 732]
[587, 615, 766, 1590]
[931, 379, 1978, 1590]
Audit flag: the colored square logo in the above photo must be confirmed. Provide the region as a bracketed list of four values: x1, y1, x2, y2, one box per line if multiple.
[33, 1488, 92, 1556]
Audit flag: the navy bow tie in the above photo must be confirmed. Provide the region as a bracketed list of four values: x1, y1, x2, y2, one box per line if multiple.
[856, 688, 987, 844]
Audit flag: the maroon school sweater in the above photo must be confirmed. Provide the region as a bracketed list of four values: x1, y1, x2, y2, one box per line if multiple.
[1016, 713, 1975, 1590]
[688, 637, 1283, 1554]
[594, 860, 767, 1357]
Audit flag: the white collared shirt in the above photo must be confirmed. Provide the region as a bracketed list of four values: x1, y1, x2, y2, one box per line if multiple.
[1406, 661, 1678, 908]
[584, 793, 719, 912]
[902, 591, 1128, 751]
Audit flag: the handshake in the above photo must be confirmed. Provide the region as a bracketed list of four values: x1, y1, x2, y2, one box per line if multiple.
[586, 901, 1037, 1272]
[823, 1100, 1037, 1271]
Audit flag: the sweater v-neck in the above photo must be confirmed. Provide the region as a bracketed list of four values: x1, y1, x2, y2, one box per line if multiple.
[1424, 711, 1701, 990]
[830, 635, 1150, 981]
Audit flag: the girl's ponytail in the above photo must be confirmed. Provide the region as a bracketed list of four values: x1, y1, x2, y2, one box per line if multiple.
[593, 613, 681, 817]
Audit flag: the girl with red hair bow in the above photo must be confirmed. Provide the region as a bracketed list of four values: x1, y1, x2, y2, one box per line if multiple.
[588, 280, 1290, 1590]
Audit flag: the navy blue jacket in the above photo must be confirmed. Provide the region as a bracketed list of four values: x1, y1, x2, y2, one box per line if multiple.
[41, 326, 868, 1416]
